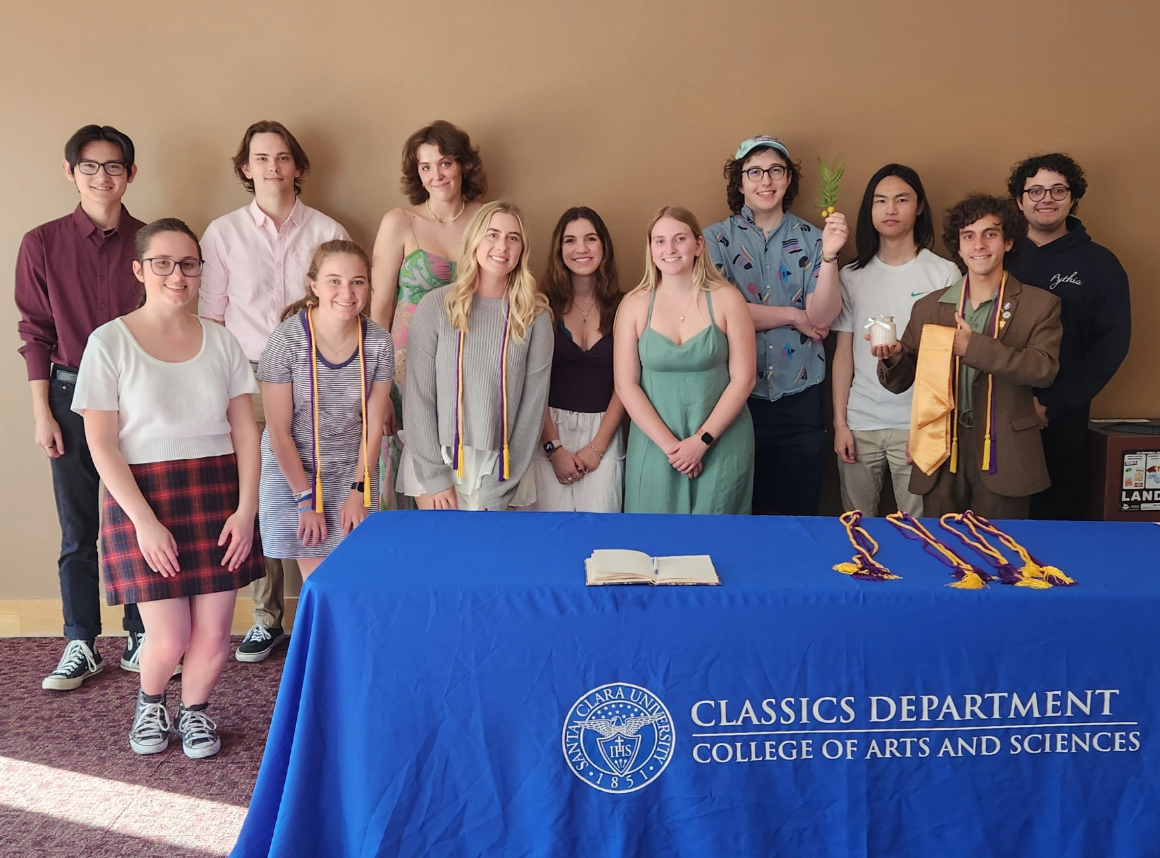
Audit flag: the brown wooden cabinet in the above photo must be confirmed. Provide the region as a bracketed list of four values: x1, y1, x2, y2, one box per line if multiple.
[1086, 420, 1160, 522]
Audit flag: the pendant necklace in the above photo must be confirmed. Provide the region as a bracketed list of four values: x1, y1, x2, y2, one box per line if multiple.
[425, 198, 466, 224]
[573, 297, 596, 321]
[672, 289, 698, 322]
[314, 326, 357, 361]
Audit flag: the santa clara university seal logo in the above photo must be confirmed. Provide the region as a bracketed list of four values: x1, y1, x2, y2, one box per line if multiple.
[562, 682, 675, 793]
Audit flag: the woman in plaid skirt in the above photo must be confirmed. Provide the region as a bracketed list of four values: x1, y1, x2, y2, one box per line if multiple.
[73, 219, 264, 759]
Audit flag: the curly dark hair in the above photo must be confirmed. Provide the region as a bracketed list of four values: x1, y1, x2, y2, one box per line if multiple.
[400, 120, 487, 205]
[1006, 153, 1087, 215]
[231, 121, 310, 195]
[723, 146, 801, 214]
[942, 194, 1027, 272]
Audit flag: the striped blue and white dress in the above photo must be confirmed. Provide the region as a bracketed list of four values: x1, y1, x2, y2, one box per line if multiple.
[258, 312, 394, 558]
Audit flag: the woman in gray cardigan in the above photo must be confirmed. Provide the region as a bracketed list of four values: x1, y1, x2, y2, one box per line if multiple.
[398, 201, 553, 510]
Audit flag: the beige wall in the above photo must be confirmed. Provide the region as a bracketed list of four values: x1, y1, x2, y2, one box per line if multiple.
[3, 1, 1158, 601]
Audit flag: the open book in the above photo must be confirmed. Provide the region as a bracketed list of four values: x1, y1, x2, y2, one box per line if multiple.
[585, 549, 719, 586]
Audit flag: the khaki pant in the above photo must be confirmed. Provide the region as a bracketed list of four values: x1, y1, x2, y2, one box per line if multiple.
[837, 428, 923, 517]
[921, 424, 1031, 520]
[250, 371, 298, 629]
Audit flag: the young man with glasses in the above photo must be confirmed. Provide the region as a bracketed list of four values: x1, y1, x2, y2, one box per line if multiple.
[705, 136, 848, 515]
[199, 120, 348, 663]
[15, 125, 152, 689]
[1006, 154, 1131, 520]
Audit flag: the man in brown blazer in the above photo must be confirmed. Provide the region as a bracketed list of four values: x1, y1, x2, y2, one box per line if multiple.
[874, 194, 1062, 518]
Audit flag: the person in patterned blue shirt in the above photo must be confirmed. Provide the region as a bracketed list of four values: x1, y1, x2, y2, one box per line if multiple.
[705, 136, 848, 515]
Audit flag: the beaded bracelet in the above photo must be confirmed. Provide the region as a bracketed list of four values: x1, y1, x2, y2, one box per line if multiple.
[587, 444, 603, 459]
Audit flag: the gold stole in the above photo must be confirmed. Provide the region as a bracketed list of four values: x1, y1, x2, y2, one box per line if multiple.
[908, 324, 956, 476]
[909, 274, 1008, 477]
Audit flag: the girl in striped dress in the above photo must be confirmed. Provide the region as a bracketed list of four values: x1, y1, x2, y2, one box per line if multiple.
[258, 241, 394, 578]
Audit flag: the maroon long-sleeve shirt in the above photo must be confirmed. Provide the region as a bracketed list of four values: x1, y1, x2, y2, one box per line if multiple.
[15, 204, 145, 381]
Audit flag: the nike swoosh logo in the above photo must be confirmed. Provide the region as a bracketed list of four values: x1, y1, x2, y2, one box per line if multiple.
[910, 291, 929, 297]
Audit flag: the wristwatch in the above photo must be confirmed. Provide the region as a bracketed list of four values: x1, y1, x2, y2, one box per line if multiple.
[350, 481, 365, 492]
[700, 431, 715, 447]
[544, 440, 563, 457]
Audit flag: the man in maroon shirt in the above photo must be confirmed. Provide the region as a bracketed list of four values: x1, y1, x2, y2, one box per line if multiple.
[15, 125, 159, 690]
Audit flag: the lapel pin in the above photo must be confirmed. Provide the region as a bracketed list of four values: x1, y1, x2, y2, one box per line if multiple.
[1002, 302, 1011, 310]
[1002, 310, 1012, 319]
[999, 321, 1007, 330]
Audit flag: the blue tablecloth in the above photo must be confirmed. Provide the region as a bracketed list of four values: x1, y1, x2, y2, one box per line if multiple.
[232, 512, 1160, 858]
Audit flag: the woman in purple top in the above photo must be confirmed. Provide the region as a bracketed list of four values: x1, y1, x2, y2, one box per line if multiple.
[527, 208, 626, 512]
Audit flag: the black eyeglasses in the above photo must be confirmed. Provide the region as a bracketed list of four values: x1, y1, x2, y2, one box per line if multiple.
[743, 165, 789, 182]
[143, 257, 204, 277]
[1023, 185, 1070, 202]
[76, 160, 127, 177]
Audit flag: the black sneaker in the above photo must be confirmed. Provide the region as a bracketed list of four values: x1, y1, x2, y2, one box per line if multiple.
[121, 632, 183, 677]
[129, 690, 171, 755]
[42, 640, 104, 691]
[176, 704, 221, 759]
[235, 624, 286, 663]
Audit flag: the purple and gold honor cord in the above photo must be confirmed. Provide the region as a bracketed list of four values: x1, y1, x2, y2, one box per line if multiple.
[305, 307, 372, 513]
[939, 511, 1050, 588]
[951, 272, 1007, 475]
[833, 510, 900, 581]
[452, 297, 513, 482]
[886, 512, 992, 590]
[956, 512, 1076, 587]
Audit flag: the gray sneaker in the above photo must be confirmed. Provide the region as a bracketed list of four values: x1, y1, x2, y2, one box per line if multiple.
[42, 640, 103, 691]
[129, 691, 171, 755]
[176, 705, 221, 759]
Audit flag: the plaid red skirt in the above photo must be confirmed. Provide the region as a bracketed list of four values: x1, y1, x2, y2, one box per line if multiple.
[100, 454, 265, 605]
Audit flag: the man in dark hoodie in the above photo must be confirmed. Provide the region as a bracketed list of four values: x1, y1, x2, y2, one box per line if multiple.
[1006, 154, 1131, 520]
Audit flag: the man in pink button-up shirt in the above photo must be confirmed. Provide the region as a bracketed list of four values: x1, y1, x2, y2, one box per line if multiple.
[198, 120, 348, 662]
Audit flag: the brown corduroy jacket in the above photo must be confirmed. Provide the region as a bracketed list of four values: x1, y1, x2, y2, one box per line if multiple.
[878, 274, 1063, 498]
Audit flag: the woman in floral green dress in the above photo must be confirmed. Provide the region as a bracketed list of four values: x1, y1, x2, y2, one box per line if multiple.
[370, 120, 487, 507]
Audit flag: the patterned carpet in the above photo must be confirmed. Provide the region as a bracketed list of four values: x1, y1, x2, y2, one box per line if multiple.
[0, 636, 285, 857]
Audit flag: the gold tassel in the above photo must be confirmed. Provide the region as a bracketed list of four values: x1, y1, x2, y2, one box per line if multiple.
[1014, 576, 1053, 590]
[949, 570, 985, 590]
[1040, 565, 1076, 586]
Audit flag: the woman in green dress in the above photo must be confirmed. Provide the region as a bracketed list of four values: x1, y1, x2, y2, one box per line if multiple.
[370, 121, 487, 508]
[614, 206, 756, 514]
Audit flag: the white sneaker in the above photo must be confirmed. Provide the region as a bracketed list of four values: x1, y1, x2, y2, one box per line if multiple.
[42, 640, 103, 691]
[129, 691, 171, 755]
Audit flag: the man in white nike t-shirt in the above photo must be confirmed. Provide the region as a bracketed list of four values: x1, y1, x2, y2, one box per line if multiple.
[831, 165, 959, 516]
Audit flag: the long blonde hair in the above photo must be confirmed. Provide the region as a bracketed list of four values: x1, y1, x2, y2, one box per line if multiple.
[444, 200, 547, 339]
[281, 240, 373, 321]
[631, 205, 732, 295]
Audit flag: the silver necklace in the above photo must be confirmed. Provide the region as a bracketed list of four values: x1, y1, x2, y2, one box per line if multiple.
[573, 297, 597, 320]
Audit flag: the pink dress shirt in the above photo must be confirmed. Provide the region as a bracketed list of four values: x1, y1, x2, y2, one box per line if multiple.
[198, 198, 349, 361]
